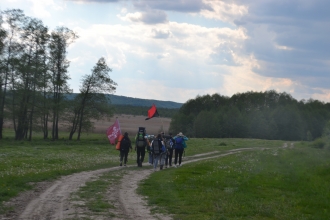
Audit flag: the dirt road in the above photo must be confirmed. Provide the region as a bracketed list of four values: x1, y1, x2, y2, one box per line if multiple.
[1, 148, 253, 220]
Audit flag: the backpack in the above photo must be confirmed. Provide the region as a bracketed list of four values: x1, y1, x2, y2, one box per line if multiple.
[165, 138, 174, 149]
[120, 137, 131, 151]
[152, 139, 162, 155]
[136, 127, 146, 147]
[175, 137, 184, 150]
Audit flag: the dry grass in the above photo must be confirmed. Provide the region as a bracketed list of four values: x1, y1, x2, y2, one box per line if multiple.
[94, 114, 171, 135]
[3, 114, 171, 136]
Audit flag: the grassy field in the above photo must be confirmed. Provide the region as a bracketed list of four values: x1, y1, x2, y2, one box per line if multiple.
[1, 128, 330, 219]
[138, 141, 330, 220]
[0, 129, 135, 213]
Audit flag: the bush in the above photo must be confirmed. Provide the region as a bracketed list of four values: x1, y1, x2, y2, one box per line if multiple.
[310, 137, 326, 149]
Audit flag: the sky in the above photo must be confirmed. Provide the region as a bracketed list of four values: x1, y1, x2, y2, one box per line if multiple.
[1, 0, 330, 103]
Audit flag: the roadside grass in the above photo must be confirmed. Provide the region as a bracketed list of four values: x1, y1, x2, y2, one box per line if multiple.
[138, 142, 330, 220]
[0, 129, 135, 213]
[184, 138, 285, 156]
[69, 170, 126, 219]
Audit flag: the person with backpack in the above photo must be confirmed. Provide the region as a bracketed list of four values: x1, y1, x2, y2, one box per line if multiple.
[120, 132, 132, 166]
[146, 134, 154, 166]
[135, 127, 148, 167]
[163, 132, 175, 168]
[150, 133, 166, 171]
[174, 132, 188, 167]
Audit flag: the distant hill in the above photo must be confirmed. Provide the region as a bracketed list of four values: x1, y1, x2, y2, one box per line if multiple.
[107, 94, 183, 109]
[66, 93, 183, 109]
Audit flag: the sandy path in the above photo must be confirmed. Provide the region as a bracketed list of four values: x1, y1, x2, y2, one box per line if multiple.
[2, 148, 255, 220]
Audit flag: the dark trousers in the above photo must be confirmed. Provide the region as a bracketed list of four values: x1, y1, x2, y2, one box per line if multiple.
[174, 149, 184, 165]
[165, 149, 173, 166]
[136, 147, 146, 164]
[120, 150, 129, 164]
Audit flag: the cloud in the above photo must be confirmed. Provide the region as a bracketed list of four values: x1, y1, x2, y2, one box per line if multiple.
[200, 1, 248, 24]
[208, 42, 242, 66]
[151, 28, 171, 39]
[116, 78, 223, 103]
[67, 0, 119, 3]
[218, 0, 330, 100]
[133, 0, 211, 13]
[157, 53, 170, 59]
[27, 0, 64, 18]
[119, 9, 168, 24]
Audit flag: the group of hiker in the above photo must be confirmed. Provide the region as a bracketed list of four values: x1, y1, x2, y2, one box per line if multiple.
[118, 127, 188, 171]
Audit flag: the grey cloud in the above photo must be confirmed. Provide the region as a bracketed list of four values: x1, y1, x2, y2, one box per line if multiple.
[151, 29, 171, 39]
[66, 0, 119, 2]
[229, 0, 330, 90]
[133, 0, 212, 13]
[126, 10, 168, 24]
[140, 10, 168, 24]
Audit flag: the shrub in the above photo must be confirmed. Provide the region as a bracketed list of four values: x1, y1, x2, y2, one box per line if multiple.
[310, 137, 326, 149]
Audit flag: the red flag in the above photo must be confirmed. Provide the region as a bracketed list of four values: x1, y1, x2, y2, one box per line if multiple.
[106, 119, 121, 144]
[145, 104, 159, 120]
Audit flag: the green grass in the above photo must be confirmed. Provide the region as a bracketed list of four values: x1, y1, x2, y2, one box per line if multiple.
[3, 129, 328, 219]
[70, 170, 125, 218]
[138, 142, 330, 220]
[183, 138, 285, 156]
[0, 129, 135, 213]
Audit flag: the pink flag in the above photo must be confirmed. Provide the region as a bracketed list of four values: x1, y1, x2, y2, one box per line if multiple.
[106, 119, 121, 144]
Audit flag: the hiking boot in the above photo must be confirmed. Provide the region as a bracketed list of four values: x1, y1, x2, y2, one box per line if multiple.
[160, 165, 163, 170]
[165, 166, 167, 168]
[124, 164, 126, 167]
[120, 162, 122, 166]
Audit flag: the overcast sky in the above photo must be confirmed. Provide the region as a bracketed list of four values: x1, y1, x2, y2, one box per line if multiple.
[1, 0, 330, 103]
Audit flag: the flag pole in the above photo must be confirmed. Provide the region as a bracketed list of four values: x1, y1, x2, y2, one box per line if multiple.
[159, 115, 165, 135]
[116, 117, 122, 135]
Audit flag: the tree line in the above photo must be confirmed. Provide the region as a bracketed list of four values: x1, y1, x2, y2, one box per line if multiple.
[0, 9, 117, 141]
[169, 91, 330, 141]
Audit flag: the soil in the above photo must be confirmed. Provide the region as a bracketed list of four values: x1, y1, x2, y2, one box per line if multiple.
[0, 149, 255, 220]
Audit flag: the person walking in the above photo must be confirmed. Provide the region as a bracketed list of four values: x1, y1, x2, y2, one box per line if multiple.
[174, 132, 188, 167]
[135, 127, 147, 167]
[146, 135, 154, 166]
[150, 134, 165, 171]
[120, 132, 132, 166]
[163, 133, 175, 168]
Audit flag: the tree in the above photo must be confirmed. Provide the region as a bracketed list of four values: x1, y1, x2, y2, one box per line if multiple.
[0, 9, 26, 139]
[48, 26, 78, 140]
[67, 57, 117, 140]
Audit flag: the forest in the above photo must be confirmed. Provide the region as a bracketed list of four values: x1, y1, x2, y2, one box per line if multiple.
[169, 91, 330, 141]
[0, 9, 117, 141]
